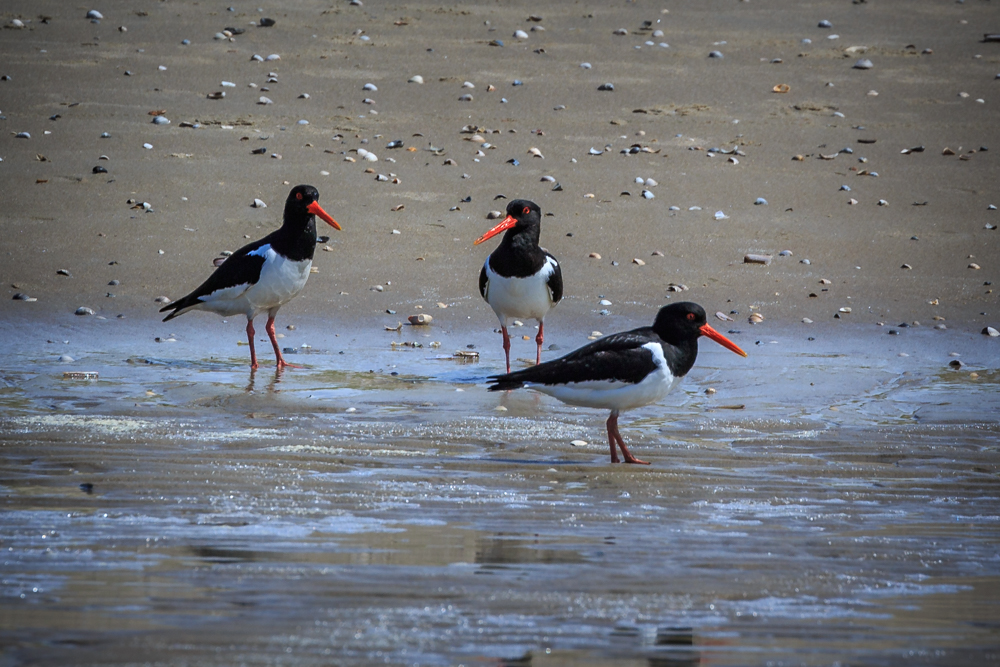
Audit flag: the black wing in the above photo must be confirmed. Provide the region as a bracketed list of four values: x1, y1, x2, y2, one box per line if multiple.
[489, 328, 660, 390]
[159, 236, 272, 321]
[478, 261, 489, 300]
[545, 252, 563, 304]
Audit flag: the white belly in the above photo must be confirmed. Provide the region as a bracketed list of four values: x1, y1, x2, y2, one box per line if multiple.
[484, 257, 557, 326]
[528, 342, 679, 411]
[531, 369, 680, 411]
[198, 245, 311, 318]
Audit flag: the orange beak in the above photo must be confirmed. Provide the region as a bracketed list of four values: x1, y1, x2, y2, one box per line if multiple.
[699, 323, 748, 357]
[474, 214, 516, 245]
[307, 200, 341, 230]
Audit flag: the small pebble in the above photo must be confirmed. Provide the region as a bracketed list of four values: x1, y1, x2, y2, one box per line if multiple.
[854, 59, 873, 69]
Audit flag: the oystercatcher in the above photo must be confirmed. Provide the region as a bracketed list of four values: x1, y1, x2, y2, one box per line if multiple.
[487, 302, 747, 465]
[159, 184, 341, 370]
[475, 199, 563, 373]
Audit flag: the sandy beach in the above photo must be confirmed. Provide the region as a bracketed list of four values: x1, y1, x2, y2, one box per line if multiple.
[1, 0, 999, 664]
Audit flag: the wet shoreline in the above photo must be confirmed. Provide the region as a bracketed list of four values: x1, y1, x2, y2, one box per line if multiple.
[2, 318, 998, 665]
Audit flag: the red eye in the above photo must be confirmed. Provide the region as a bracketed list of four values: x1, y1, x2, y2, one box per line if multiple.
[296, 192, 303, 200]
[522, 206, 529, 215]
[686, 313, 696, 321]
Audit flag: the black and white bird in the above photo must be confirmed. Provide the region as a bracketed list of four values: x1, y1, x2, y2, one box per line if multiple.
[488, 302, 747, 465]
[159, 184, 341, 370]
[475, 199, 563, 373]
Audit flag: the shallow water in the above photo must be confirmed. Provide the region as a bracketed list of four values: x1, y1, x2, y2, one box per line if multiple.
[1, 320, 998, 666]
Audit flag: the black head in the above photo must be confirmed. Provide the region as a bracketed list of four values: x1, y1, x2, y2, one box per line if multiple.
[283, 184, 340, 231]
[474, 199, 542, 246]
[653, 302, 747, 357]
[505, 199, 542, 227]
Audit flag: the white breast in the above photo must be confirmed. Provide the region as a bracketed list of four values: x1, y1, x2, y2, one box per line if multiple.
[484, 256, 558, 326]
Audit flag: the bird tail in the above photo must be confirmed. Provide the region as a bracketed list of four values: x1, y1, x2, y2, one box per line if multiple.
[487, 376, 525, 392]
[159, 296, 198, 322]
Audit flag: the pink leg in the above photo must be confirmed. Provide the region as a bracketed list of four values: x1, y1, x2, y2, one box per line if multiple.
[535, 321, 545, 366]
[606, 412, 621, 464]
[501, 325, 512, 374]
[246, 319, 258, 370]
[266, 316, 302, 369]
[607, 410, 650, 465]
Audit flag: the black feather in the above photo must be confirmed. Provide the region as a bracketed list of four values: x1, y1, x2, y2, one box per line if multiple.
[488, 329, 665, 390]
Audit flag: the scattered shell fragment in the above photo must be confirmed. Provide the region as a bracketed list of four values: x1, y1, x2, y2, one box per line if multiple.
[983, 326, 999, 337]
[589, 253, 601, 259]
[772, 84, 790, 93]
[252, 198, 267, 208]
[408, 314, 433, 325]
[75, 307, 95, 316]
[570, 440, 587, 447]
[87, 10, 104, 19]
[744, 253, 772, 265]
[408, 75, 424, 84]
[715, 312, 734, 322]
[632, 258, 645, 266]
[839, 307, 852, 314]
[969, 263, 981, 270]
[853, 59, 873, 69]
[598, 83, 615, 91]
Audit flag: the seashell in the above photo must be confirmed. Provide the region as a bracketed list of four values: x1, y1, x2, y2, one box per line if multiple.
[363, 152, 378, 162]
[75, 307, 95, 316]
[597, 83, 615, 91]
[252, 198, 266, 208]
[528, 147, 543, 158]
[265, 54, 280, 61]
[853, 58, 873, 69]
[408, 314, 432, 325]
[258, 96, 273, 105]
[588, 147, 603, 155]
[363, 83, 377, 91]
[632, 258, 645, 266]
[715, 312, 734, 322]
[714, 211, 728, 220]
[839, 307, 852, 313]
[754, 197, 768, 205]
[969, 263, 981, 270]
[773, 83, 790, 93]
[818, 19, 832, 28]
[709, 51, 724, 58]
[297, 119, 309, 125]
[878, 199, 888, 206]
[87, 10, 104, 19]
[151, 115, 170, 125]
[363, 98, 375, 104]
[744, 253, 772, 265]
[749, 313, 765, 324]
[613, 28, 628, 35]
[487, 210, 503, 219]
[462, 81, 475, 88]
[645, 178, 657, 187]
[580, 62, 592, 69]
[589, 253, 601, 259]
[642, 190, 654, 200]
[513, 30, 528, 39]
[983, 327, 1000, 337]
[458, 94, 473, 101]
[540, 175, 555, 182]
[408, 75, 424, 84]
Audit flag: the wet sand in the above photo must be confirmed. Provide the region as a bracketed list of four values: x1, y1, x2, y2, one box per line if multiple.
[2, 0, 1000, 664]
